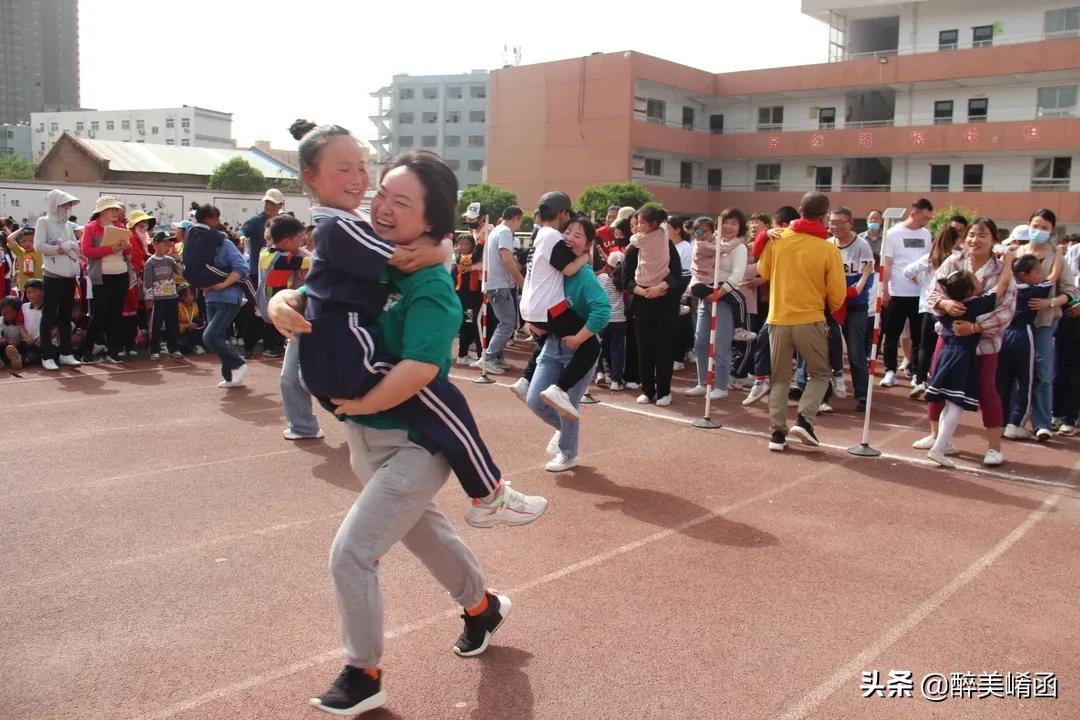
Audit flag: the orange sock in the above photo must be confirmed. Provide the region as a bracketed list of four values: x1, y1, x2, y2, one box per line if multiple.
[472, 480, 504, 505]
[362, 667, 380, 680]
[465, 594, 489, 617]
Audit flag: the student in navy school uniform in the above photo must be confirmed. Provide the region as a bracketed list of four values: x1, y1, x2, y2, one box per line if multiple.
[923, 249, 1015, 468]
[284, 119, 546, 530]
[180, 206, 257, 302]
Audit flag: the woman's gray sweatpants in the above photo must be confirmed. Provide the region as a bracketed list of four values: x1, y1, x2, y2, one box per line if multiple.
[331, 424, 487, 669]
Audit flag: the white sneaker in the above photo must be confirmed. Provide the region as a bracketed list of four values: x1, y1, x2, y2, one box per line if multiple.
[672, 361, 685, 371]
[478, 359, 505, 375]
[546, 432, 561, 456]
[832, 374, 847, 398]
[910, 375, 920, 388]
[492, 357, 510, 370]
[912, 434, 937, 450]
[909, 382, 928, 399]
[708, 388, 727, 400]
[93, 343, 107, 355]
[594, 372, 607, 384]
[466, 482, 549, 528]
[927, 449, 955, 468]
[635, 394, 652, 404]
[983, 449, 1004, 466]
[1035, 428, 1053, 443]
[678, 304, 691, 316]
[508, 377, 529, 404]
[609, 381, 625, 391]
[150, 353, 160, 360]
[456, 356, 475, 366]
[469, 357, 484, 368]
[818, 402, 833, 414]
[219, 363, 248, 388]
[42, 358, 59, 371]
[728, 376, 753, 390]
[193, 346, 207, 355]
[170, 351, 183, 359]
[684, 385, 707, 397]
[880, 370, 897, 387]
[626, 382, 641, 390]
[733, 328, 757, 342]
[58, 354, 82, 367]
[743, 380, 770, 405]
[128, 350, 139, 358]
[1003, 424, 1034, 441]
[656, 394, 672, 407]
[545, 453, 578, 472]
[540, 384, 579, 420]
[283, 428, 325, 440]
[1058, 424, 1077, 436]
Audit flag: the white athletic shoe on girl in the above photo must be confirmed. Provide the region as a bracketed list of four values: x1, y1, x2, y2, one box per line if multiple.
[466, 483, 548, 528]
[540, 385, 579, 420]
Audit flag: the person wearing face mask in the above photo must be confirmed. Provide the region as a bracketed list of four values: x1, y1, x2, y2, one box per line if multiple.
[1016, 209, 1078, 441]
[858, 209, 884, 265]
[33, 189, 83, 370]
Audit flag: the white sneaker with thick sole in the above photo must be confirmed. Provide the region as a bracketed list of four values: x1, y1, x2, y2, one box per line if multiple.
[672, 361, 685, 371]
[193, 346, 207, 355]
[1035, 428, 1053, 442]
[546, 432, 561, 456]
[684, 385, 707, 397]
[540, 385, 579, 420]
[708, 388, 727, 400]
[656, 394, 672, 407]
[743, 380, 770, 405]
[909, 382, 928, 399]
[912, 434, 937, 450]
[150, 353, 161, 361]
[635, 394, 652, 404]
[508, 378, 529, 404]
[456, 356, 476, 366]
[466, 483, 548, 528]
[218, 364, 248, 388]
[284, 429, 325, 440]
[58, 354, 82, 367]
[478, 359, 505, 375]
[880, 370, 897, 387]
[832, 375, 847, 398]
[1058, 424, 1077, 436]
[983, 449, 1004, 466]
[626, 382, 641, 390]
[545, 453, 578, 472]
[927, 449, 955, 468]
[1003, 424, 1034, 441]
[609, 381, 625, 391]
[818, 402, 833, 414]
[42, 358, 59, 371]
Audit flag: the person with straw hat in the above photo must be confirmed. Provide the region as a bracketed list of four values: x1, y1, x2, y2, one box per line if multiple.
[77, 196, 129, 363]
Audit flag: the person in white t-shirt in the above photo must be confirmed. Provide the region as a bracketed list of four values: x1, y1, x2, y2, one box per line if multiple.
[880, 198, 934, 388]
[478, 206, 525, 373]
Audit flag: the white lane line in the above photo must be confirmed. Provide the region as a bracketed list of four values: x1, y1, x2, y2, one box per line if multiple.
[140, 460, 840, 720]
[775, 491, 1061, 720]
[451, 373, 1078, 492]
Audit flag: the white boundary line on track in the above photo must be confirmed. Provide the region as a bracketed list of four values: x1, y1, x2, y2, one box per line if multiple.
[775, 491, 1062, 720]
[449, 373, 1078, 492]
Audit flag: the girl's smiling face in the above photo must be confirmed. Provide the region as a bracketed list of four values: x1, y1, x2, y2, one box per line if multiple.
[302, 135, 369, 212]
[370, 166, 429, 244]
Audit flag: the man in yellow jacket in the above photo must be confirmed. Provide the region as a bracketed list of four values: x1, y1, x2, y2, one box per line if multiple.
[759, 192, 847, 450]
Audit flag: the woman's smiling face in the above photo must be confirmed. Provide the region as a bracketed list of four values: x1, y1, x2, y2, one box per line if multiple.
[370, 166, 429, 244]
[564, 221, 590, 255]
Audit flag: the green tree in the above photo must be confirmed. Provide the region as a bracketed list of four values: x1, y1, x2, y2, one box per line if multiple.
[456, 184, 518, 228]
[576, 181, 654, 220]
[0, 155, 34, 180]
[208, 157, 268, 192]
[928, 205, 977, 236]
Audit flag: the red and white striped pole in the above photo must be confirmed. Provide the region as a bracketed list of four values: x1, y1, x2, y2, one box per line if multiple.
[693, 227, 725, 430]
[473, 260, 495, 385]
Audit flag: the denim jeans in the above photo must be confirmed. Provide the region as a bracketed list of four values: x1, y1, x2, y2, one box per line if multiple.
[694, 298, 734, 388]
[204, 301, 245, 380]
[842, 308, 870, 402]
[483, 288, 517, 361]
[525, 335, 596, 459]
[1032, 324, 1055, 431]
[282, 337, 321, 436]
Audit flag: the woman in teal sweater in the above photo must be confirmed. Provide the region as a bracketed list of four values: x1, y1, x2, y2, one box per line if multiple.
[524, 217, 611, 472]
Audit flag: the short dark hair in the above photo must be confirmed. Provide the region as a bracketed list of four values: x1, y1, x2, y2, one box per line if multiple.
[830, 207, 853, 221]
[667, 215, 690, 241]
[939, 270, 977, 302]
[1030, 208, 1057, 229]
[568, 216, 597, 245]
[775, 206, 799, 226]
[799, 192, 830, 221]
[68, 215, 77, 223]
[1, 297, 20, 313]
[635, 205, 667, 227]
[24, 278, 44, 291]
[501, 205, 524, 221]
[912, 198, 934, 212]
[720, 208, 748, 238]
[1012, 254, 1040, 276]
[194, 204, 220, 223]
[269, 214, 305, 244]
[381, 150, 458, 240]
[949, 214, 969, 226]
[749, 212, 771, 227]
[693, 216, 716, 232]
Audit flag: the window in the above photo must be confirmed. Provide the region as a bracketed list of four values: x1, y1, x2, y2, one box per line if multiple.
[962, 164, 983, 191]
[399, 87, 414, 100]
[757, 106, 784, 130]
[106, 120, 115, 130]
[1032, 157, 1072, 190]
[930, 164, 951, 191]
[646, 99, 665, 125]
[933, 100, 954, 124]
[644, 158, 663, 176]
[136, 120, 145, 133]
[422, 112, 437, 124]
[939, 28, 959, 50]
[49, 122, 58, 132]
[165, 139, 175, 145]
[421, 135, 437, 148]
[445, 135, 461, 147]
[814, 166, 833, 191]
[448, 86, 463, 99]
[709, 114, 724, 135]
[446, 159, 461, 170]
[121, 120, 130, 130]
[166, 117, 174, 128]
[682, 106, 695, 131]
[468, 159, 484, 172]
[755, 163, 781, 191]
[818, 107, 836, 129]
[972, 25, 993, 48]
[469, 86, 486, 99]
[469, 110, 486, 123]
[422, 87, 438, 100]
[181, 118, 190, 129]
[1045, 7, 1080, 36]
[468, 135, 484, 147]
[90, 121, 99, 131]
[181, 139, 190, 146]
[39, 142, 45, 153]
[680, 161, 693, 188]
[707, 168, 723, 190]
[1037, 85, 1078, 117]
[151, 126, 159, 135]
[967, 98, 988, 123]
[447, 111, 461, 124]
[399, 112, 414, 124]
[399, 135, 414, 147]
[75, 122, 84, 132]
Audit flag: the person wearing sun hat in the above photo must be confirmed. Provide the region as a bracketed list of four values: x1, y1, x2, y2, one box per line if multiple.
[119, 210, 157, 356]
[77, 195, 130, 363]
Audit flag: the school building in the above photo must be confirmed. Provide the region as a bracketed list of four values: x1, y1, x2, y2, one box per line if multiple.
[487, 0, 1080, 230]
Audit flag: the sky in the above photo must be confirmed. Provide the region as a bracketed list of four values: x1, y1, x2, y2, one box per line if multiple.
[78, 0, 829, 149]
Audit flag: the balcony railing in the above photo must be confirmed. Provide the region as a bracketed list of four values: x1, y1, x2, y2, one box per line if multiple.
[835, 30, 1072, 61]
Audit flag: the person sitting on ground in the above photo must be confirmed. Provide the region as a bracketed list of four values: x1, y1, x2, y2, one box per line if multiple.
[1, 297, 32, 370]
[177, 285, 206, 355]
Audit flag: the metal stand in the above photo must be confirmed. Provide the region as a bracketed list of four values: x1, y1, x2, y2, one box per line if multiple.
[693, 417, 723, 429]
[695, 232, 725, 432]
[473, 264, 496, 385]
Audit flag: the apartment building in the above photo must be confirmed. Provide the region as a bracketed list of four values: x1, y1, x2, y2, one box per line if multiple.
[29, 106, 235, 161]
[370, 71, 489, 189]
[0, 124, 33, 160]
[0, 0, 80, 125]
[488, 0, 1080, 229]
